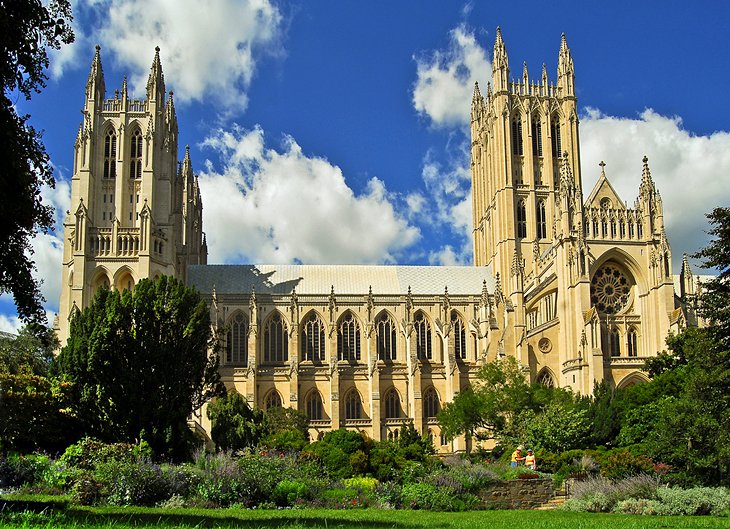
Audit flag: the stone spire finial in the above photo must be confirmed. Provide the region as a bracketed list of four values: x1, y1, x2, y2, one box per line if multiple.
[146, 46, 166, 100]
[121, 75, 128, 97]
[541, 63, 548, 84]
[492, 26, 509, 80]
[86, 44, 105, 101]
[557, 32, 575, 95]
[522, 61, 529, 84]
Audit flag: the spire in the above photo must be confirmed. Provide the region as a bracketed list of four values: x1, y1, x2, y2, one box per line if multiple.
[146, 46, 166, 101]
[492, 26, 509, 91]
[85, 44, 105, 102]
[522, 61, 529, 85]
[183, 144, 193, 186]
[166, 90, 178, 132]
[471, 81, 484, 123]
[121, 75, 128, 99]
[541, 63, 548, 85]
[557, 32, 575, 96]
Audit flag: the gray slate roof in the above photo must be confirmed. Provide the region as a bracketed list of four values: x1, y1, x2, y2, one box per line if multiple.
[188, 264, 495, 296]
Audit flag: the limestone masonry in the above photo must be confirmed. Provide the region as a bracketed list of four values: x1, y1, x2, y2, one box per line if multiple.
[57, 30, 700, 451]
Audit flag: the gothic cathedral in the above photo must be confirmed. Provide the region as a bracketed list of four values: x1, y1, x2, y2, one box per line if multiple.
[57, 32, 698, 450]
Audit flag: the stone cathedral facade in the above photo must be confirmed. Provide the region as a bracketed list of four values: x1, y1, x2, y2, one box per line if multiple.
[58, 33, 699, 451]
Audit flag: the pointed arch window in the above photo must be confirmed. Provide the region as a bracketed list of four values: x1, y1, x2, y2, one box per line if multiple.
[629, 221, 635, 239]
[384, 389, 401, 419]
[531, 117, 543, 157]
[516, 199, 528, 238]
[610, 328, 621, 357]
[511, 115, 523, 156]
[264, 312, 288, 363]
[423, 387, 440, 418]
[619, 220, 626, 239]
[536, 200, 547, 239]
[337, 312, 361, 361]
[226, 312, 248, 365]
[451, 310, 467, 360]
[627, 328, 638, 357]
[130, 129, 143, 179]
[637, 221, 643, 239]
[264, 390, 282, 410]
[376, 313, 397, 361]
[301, 313, 325, 362]
[536, 369, 555, 387]
[103, 130, 117, 179]
[344, 390, 362, 420]
[551, 117, 561, 158]
[305, 391, 323, 421]
[414, 312, 432, 361]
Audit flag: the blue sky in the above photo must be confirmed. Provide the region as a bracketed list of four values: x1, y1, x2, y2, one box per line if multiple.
[2, 0, 730, 331]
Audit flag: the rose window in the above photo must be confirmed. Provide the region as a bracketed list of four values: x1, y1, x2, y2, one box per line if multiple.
[590, 264, 631, 314]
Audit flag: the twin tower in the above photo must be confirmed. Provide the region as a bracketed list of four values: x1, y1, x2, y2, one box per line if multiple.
[56, 46, 207, 345]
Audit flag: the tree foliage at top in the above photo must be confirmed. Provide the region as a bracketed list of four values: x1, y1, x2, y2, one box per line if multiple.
[207, 391, 265, 452]
[438, 356, 589, 453]
[0, 324, 58, 376]
[0, 0, 74, 323]
[52, 276, 224, 461]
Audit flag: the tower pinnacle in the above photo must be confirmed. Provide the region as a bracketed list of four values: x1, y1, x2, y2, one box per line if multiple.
[85, 44, 105, 102]
[492, 26, 509, 91]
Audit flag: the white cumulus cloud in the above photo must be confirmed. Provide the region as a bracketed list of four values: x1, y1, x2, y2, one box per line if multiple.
[580, 108, 730, 271]
[412, 24, 491, 128]
[51, 0, 283, 110]
[198, 125, 420, 265]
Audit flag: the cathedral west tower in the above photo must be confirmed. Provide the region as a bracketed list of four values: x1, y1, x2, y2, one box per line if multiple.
[56, 46, 207, 347]
[471, 30, 680, 394]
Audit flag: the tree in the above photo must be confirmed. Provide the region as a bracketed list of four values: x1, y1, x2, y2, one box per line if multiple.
[52, 276, 224, 461]
[207, 391, 265, 452]
[0, 324, 58, 375]
[0, 1, 74, 323]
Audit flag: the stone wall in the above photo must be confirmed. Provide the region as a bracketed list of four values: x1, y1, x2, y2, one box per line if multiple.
[478, 478, 555, 509]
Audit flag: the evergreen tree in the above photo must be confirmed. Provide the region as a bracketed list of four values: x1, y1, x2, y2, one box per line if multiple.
[53, 276, 224, 461]
[0, 0, 74, 323]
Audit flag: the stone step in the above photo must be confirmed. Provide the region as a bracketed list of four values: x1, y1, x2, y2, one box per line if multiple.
[535, 495, 567, 510]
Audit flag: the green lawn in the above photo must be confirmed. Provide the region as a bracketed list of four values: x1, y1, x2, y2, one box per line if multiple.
[0, 504, 727, 529]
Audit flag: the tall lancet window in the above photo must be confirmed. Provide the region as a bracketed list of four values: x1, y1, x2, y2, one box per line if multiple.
[551, 117, 561, 158]
[130, 129, 143, 179]
[532, 117, 543, 157]
[376, 313, 397, 361]
[511, 115, 523, 156]
[414, 312, 432, 361]
[536, 200, 547, 239]
[103, 130, 117, 179]
[517, 200, 528, 239]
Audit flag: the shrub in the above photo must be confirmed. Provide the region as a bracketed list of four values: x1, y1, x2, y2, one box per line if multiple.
[272, 479, 308, 506]
[613, 498, 663, 515]
[655, 486, 730, 516]
[343, 476, 378, 493]
[0, 453, 52, 488]
[94, 459, 171, 506]
[400, 482, 475, 511]
[567, 474, 659, 512]
[60, 438, 145, 470]
[601, 450, 655, 479]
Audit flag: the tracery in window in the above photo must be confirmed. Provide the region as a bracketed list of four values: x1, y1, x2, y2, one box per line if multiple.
[531, 117, 542, 157]
[305, 390, 323, 420]
[337, 312, 361, 361]
[536, 200, 547, 239]
[517, 199, 527, 238]
[610, 328, 621, 357]
[226, 311, 248, 365]
[550, 116, 561, 158]
[414, 311, 432, 361]
[512, 115, 523, 156]
[376, 312, 397, 361]
[264, 312, 288, 362]
[103, 130, 117, 179]
[423, 387, 440, 418]
[591, 264, 632, 315]
[301, 312, 325, 362]
[130, 129, 143, 179]
[627, 328, 638, 357]
[384, 389, 401, 419]
[536, 369, 555, 388]
[451, 310, 467, 360]
[344, 389, 362, 420]
[264, 390, 282, 410]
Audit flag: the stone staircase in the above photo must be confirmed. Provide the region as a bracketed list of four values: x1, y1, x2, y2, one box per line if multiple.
[535, 483, 567, 510]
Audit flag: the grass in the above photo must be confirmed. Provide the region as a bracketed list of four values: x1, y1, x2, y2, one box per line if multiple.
[0, 503, 728, 529]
